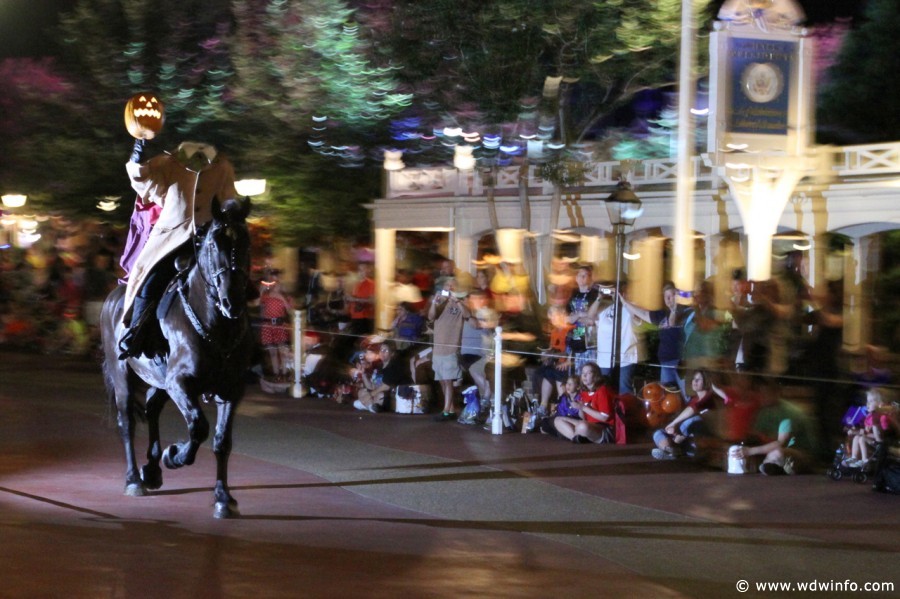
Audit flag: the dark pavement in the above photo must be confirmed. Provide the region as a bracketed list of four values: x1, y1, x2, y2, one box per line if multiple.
[0, 351, 897, 598]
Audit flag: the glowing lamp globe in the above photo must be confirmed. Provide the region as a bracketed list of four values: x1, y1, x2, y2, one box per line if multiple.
[124, 93, 165, 140]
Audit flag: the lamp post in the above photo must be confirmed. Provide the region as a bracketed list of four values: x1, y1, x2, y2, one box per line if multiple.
[604, 180, 642, 381]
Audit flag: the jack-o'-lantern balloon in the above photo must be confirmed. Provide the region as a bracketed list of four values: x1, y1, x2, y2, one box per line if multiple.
[124, 93, 165, 140]
[662, 392, 683, 415]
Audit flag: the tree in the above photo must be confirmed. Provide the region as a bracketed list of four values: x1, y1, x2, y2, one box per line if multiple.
[374, 0, 714, 158]
[0, 57, 123, 214]
[818, 0, 900, 144]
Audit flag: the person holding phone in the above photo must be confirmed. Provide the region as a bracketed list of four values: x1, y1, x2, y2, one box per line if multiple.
[428, 278, 472, 422]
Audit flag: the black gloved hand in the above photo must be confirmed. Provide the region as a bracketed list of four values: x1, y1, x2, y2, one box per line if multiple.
[129, 138, 146, 163]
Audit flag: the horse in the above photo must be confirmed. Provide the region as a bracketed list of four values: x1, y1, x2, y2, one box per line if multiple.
[100, 198, 253, 518]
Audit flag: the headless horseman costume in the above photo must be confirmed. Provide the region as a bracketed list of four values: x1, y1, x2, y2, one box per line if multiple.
[117, 140, 239, 359]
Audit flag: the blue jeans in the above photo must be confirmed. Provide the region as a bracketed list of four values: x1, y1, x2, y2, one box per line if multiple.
[659, 359, 680, 387]
[652, 414, 707, 446]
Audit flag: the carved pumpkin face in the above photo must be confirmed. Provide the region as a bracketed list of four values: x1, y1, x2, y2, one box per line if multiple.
[124, 93, 165, 140]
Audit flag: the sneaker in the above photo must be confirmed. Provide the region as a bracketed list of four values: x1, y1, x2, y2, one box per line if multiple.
[759, 462, 785, 476]
[783, 457, 796, 475]
[368, 403, 384, 413]
[433, 412, 457, 422]
[651, 448, 676, 461]
[352, 400, 366, 412]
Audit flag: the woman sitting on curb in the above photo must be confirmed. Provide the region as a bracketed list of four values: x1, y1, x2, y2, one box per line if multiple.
[554, 362, 617, 444]
[651, 369, 731, 460]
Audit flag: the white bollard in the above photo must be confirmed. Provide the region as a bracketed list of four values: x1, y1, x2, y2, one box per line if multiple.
[291, 309, 306, 398]
[492, 325, 504, 435]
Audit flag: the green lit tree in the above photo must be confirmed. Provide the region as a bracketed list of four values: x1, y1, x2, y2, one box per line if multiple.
[47, 0, 407, 242]
[230, 0, 411, 169]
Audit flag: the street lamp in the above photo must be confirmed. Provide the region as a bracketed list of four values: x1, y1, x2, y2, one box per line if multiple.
[604, 180, 643, 384]
[2, 194, 27, 209]
[235, 179, 267, 198]
[1, 195, 27, 248]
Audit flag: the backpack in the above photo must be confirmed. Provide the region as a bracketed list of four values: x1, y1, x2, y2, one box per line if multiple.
[493, 387, 537, 431]
[613, 397, 628, 445]
[872, 442, 900, 495]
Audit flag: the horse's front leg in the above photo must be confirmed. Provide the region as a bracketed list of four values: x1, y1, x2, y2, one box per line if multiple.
[212, 398, 239, 519]
[162, 377, 209, 470]
[140, 387, 169, 489]
[116, 388, 145, 497]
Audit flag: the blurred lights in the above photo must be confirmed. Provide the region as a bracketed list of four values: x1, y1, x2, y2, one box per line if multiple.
[97, 198, 119, 212]
[1, 194, 27, 208]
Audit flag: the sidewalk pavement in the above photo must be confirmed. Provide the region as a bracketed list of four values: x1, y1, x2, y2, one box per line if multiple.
[0, 351, 897, 598]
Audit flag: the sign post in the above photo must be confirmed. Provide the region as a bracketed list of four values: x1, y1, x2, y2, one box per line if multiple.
[705, 0, 818, 282]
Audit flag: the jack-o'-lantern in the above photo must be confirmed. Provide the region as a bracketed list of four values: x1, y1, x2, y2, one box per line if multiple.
[661, 391, 683, 415]
[124, 93, 165, 140]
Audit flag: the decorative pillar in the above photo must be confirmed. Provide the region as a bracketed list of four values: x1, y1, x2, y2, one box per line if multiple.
[374, 228, 396, 332]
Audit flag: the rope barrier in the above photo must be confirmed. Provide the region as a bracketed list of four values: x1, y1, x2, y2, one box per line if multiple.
[248, 313, 900, 400]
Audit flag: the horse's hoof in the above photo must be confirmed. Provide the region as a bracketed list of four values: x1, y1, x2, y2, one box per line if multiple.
[162, 445, 179, 470]
[140, 465, 163, 490]
[124, 483, 147, 497]
[213, 501, 239, 519]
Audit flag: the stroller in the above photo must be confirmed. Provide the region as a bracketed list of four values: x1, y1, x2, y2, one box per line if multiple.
[825, 445, 875, 484]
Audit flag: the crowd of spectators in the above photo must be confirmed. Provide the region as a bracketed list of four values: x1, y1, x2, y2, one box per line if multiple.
[3, 226, 897, 473]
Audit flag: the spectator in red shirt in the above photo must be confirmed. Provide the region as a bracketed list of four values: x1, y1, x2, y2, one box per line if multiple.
[554, 362, 617, 444]
[651, 369, 731, 460]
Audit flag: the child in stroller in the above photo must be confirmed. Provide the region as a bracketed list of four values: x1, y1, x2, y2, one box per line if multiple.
[829, 388, 896, 483]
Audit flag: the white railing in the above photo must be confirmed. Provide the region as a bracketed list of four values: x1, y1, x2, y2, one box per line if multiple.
[834, 142, 900, 177]
[384, 142, 900, 199]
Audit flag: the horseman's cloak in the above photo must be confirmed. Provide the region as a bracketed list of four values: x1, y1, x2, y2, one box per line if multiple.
[122, 146, 237, 319]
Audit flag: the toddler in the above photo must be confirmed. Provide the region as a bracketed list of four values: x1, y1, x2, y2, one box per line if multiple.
[845, 388, 894, 467]
[554, 376, 582, 419]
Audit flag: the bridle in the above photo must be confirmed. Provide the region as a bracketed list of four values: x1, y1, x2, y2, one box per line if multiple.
[191, 220, 248, 319]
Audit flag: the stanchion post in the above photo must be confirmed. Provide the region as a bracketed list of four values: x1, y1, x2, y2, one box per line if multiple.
[291, 309, 306, 398]
[492, 325, 504, 435]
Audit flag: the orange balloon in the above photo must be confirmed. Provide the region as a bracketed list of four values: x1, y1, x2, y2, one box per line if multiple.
[662, 392, 683, 414]
[641, 382, 665, 413]
[644, 410, 665, 428]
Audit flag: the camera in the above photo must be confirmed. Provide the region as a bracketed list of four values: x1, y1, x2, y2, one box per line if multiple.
[440, 289, 451, 297]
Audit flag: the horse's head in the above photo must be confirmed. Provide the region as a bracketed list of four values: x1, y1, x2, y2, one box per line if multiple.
[199, 197, 252, 319]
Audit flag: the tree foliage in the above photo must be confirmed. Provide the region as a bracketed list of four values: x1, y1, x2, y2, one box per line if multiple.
[371, 0, 714, 168]
[818, 0, 900, 144]
[38, 0, 405, 242]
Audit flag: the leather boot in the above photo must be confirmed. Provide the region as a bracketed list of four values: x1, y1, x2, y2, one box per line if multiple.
[117, 299, 154, 359]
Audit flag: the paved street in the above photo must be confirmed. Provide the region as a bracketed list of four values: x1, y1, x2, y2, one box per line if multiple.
[0, 351, 897, 598]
